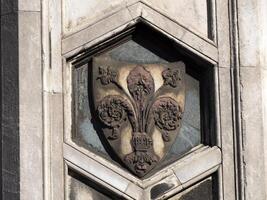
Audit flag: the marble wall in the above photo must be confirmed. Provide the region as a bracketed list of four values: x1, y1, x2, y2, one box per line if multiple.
[63, 0, 208, 37]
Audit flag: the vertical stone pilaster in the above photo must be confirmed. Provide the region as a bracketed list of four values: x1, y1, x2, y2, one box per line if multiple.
[237, 0, 267, 199]
[258, 0, 267, 197]
[19, 11, 43, 200]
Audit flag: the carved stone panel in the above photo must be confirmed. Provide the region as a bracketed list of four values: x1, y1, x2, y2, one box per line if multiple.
[92, 56, 185, 177]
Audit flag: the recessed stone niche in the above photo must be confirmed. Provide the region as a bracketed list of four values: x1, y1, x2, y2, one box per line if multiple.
[70, 23, 214, 178]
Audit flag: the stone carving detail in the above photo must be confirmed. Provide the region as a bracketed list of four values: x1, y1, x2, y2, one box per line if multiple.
[97, 66, 117, 85]
[97, 95, 136, 140]
[152, 97, 183, 142]
[93, 57, 185, 177]
[124, 151, 158, 176]
[162, 68, 181, 87]
[124, 132, 158, 176]
[127, 66, 154, 110]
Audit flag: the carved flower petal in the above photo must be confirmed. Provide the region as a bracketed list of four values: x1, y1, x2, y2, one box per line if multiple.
[127, 65, 155, 103]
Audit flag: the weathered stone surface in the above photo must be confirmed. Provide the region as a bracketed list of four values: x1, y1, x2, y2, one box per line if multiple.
[264, 68, 267, 197]
[18, 12, 43, 200]
[18, 0, 40, 11]
[218, 68, 236, 199]
[62, 7, 133, 53]
[63, 0, 208, 37]
[63, 0, 130, 34]
[240, 67, 266, 200]
[252, 1, 267, 195]
[216, 1, 230, 68]
[238, 0, 261, 67]
[144, 0, 208, 36]
[140, 4, 217, 62]
[174, 147, 220, 184]
[49, 93, 64, 200]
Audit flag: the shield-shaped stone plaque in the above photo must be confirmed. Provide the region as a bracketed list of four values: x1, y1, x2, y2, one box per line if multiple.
[92, 56, 185, 177]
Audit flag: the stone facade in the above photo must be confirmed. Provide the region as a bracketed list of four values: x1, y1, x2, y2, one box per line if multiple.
[1, 0, 267, 199]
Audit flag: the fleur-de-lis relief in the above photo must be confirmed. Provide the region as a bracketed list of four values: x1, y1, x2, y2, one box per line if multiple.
[93, 58, 185, 177]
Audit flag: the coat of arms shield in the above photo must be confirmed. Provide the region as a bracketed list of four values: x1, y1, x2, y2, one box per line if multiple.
[92, 56, 185, 177]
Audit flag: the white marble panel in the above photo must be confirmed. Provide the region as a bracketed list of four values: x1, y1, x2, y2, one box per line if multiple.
[63, 0, 131, 35]
[19, 12, 43, 200]
[63, 0, 208, 36]
[144, 0, 208, 36]
[174, 147, 221, 184]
